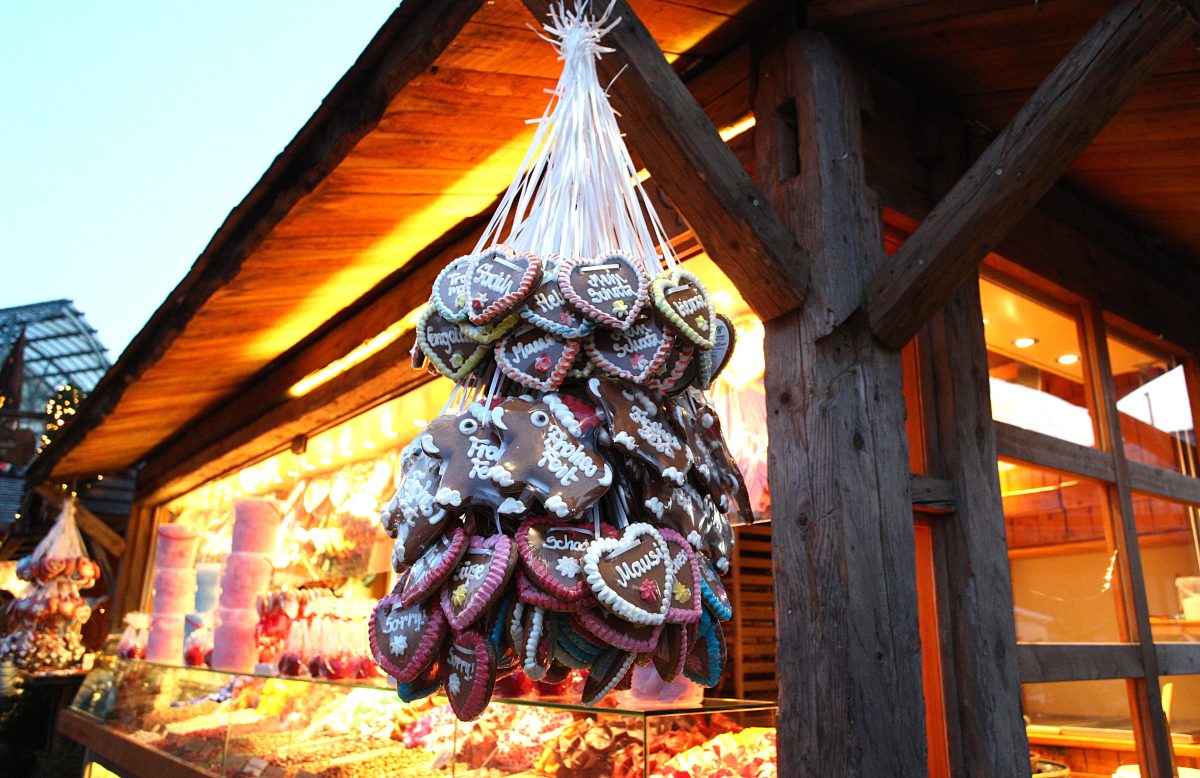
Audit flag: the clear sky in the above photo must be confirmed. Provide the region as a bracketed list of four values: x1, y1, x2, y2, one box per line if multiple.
[0, 1, 401, 361]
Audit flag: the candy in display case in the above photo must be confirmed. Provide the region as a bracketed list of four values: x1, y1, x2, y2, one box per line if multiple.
[63, 648, 776, 777]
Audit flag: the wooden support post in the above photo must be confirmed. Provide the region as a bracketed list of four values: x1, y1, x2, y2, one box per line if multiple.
[866, 0, 1192, 348]
[756, 32, 926, 775]
[924, 281, 1030, 777]
[520, 0, 810, 321]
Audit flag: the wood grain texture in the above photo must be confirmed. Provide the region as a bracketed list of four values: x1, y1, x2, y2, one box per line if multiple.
[924, 281, 1030, 777]
[756, 31, 925, 776]
[1018, 643, 1145, 683]
[994, 421, 1117, 484]
[865, 0, 1192, 348]
[521, 0, 810, 321]
[58, 709, 217, 778]
[909, 473, 955, 514]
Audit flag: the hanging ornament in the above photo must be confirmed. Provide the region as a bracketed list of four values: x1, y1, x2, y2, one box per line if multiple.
[370, 1, 752, 719]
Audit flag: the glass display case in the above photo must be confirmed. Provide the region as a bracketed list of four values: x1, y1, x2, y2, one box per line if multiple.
[63, 646, 777, 778]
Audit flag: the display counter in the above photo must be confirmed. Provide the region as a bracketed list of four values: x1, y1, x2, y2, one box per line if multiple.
[60, 648, 777, 778]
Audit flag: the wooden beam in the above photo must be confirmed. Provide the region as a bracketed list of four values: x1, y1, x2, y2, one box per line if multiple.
[756, 32, 926, 775]
[910, 474, 955, 514]
[1018, 643, 1145, 683]
[993, 421, 1117, 483]
[865, 0, 1192, 348]
[1128, 459, 1200, 506]
[924, 280, 1030, 777]
[520, 0, 809, 321]
[1156, 643, 1200, 676]
[31, 0, 487, 482]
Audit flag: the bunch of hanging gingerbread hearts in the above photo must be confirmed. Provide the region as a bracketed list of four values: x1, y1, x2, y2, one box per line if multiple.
[413, 246, 736, 395]
[372, 267, 753, 720]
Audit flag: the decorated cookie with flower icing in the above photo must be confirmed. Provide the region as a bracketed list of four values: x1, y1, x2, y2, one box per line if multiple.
[557, 251, 649, 331]
[370, 579, 448, 683]
[658, 528, 702, 624]
[416, 305, 489, 381]
[398, 526, 469, 607]
[443, 629, 496, 721]
[495, 323, 579, 392]
[439, 533, 517, 631]
[487, 396, 612, 520]
[432, 254, 475, 322]
[651, 268, 715, 350]
[466, 246, 542, 325]
[516, 516, 616, 602]
[522, 257, 594, 338]
[583, 522, 674, 626]
[585, 311, 674, 384]
[588, 378, 692, 486]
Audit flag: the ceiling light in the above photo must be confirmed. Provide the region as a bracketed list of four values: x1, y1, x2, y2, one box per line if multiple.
[1013, 337, 1038, 349]
[1057, 353, 1080, 366]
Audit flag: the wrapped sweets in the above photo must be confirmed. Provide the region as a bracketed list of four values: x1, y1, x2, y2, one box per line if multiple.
[146, 523, 201, 664]
[147, 613, 186, 662]
[368, 4, 749, 722]
[151, 568, 197, 614]
[230, 498, 281, 554]
[155, 523, 199, 570]
[211, 607, 259, 672]
[212, 499, 280, 671]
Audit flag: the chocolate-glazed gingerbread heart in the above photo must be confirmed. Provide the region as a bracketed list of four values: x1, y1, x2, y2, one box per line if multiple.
[653, 623, 687, 682]
[432, 254, 475, 322]
[651, 268, 715, 350]
[659, 528, 702, 624]
[522, 257, 594, 338]
[583, 523, 674, 626]
[487, 396, 612, 519]
[684, 617, 725, 688]
[416, 306, 489, 381]
[585, 311, 674, 384]
[581, 648, 636, 705]
[443, 629, 496, 721]
[466, 246, 542, 325]
[495, 324, 579, 392]
[440, 533, 517, 631]
[385, 447, 451, 566]
[697, 312, 736, 390]
[698, 555, 733, 621]
[517, 517, 615, 601]
[558, 251, 649, 331]
[588, 378, 692, 486]
[399, 526, 469, 607]
[370, 582, 448, 683]
[648, 343, 697, 395]
[418, 404, 526, 517]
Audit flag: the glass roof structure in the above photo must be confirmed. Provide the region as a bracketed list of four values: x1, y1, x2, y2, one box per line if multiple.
[0, 300, 110, 412]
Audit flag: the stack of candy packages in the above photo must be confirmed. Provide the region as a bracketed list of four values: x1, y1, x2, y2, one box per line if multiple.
[146, 523, 199, 662]
[1, 499, 99, 670]
[212, 499, 280, 672]
[369, 2, 752, 721]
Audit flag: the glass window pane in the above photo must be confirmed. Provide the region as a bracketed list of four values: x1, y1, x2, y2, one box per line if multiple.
[1107, 332, 1198, 476]
[1025, 679, 1139, 776]
[1001, 461, 1124, 642]
[981, 277, 1096, 447]
[1133, 491, 1200, 643]
[1160, 674, 1200, 772]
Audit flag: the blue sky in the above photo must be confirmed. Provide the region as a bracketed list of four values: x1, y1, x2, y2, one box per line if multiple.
[0, 2, 400, 361]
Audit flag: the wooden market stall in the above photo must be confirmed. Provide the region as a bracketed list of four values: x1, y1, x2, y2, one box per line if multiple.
[32, 0, 1200, 775]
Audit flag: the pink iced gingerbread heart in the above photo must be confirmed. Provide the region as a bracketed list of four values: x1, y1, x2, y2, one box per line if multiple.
[495, 323, 579, 392]
[398, 526, 469, 608]
[658, 528, 702, 624]
[370, 580, 448, 683]
[443, 629, 497, 721]
[517, 517, 617, 602]
[439, 533, 517, 632]
[466, 246, 542, 325]
[585, 310, 675, 385]
[557, 251, 649, 331]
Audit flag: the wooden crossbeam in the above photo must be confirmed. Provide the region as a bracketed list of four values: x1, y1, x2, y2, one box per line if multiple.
[520, 0, 809, 320]
[866, 0, 1193, 348]
[33, 485, 126, 558]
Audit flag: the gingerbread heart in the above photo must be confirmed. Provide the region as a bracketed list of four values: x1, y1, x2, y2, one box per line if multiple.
[516, 571, 588, 612]
[558, 251, 650, 330]
[585, 311, 675, 384]
[432, 254, 475, 322]
[556, 616, 604, 665]
[583, 523, 674, 626]
[522, 257, 595, 338]
[369, 583, 447, 683]
[698, 555, 733, 621]
[520, 603, 552, 681]
[419, 404, 525, 516]
[517, 517, 615, 601]
[440, 533, 517, 631]
[698, 313, 736, 390]
[386, 448, 450, 566]
[653, 623, 688, 682]
[416, 305, 488, 381]
[495, 324, 579, 392]
[443, 629, 496, 721]
[684, 614, 726, 687]
[648, 343, 697, 395]
[659, 528, 702, 624]
[397, 658, 442, 702]
[399, 526, 469, 607]
[651, 268, 715, 349]
[466, 246, 542, 325]
[581, 648, 637, 705]
[575, 607, 663, 653]
[487, 396, 612, 519]
[589, 378, 691, 485]
[462, 311, 520, 344]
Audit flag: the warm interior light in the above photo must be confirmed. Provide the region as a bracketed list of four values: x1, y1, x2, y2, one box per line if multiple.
[634, 115, 756, 185]
[1013, 337, 1038, 349]
[288, 305, 425, 397]
[1056, 353, 1080, 366]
